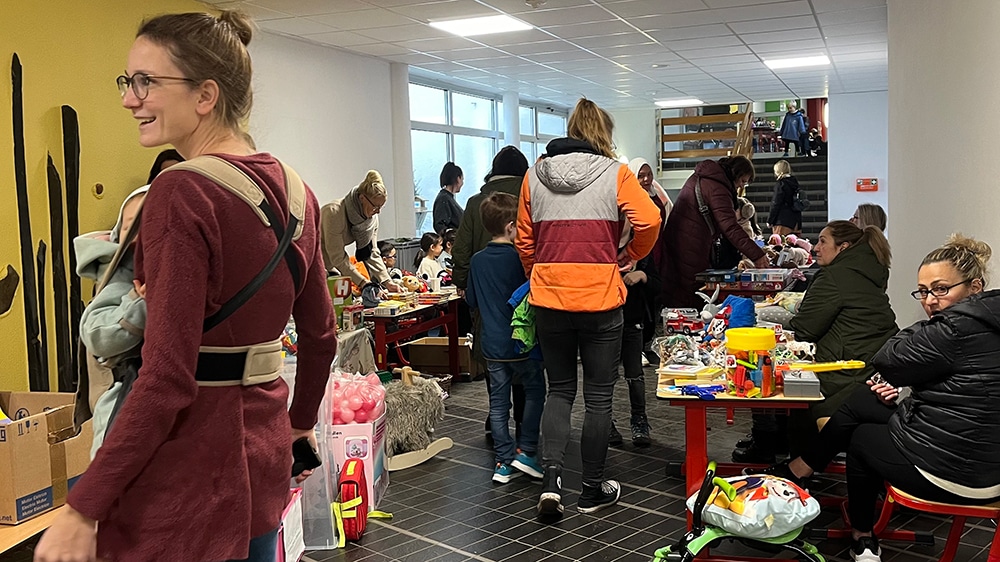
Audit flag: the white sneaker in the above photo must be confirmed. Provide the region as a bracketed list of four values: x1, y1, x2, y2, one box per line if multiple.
[850, 536, 881, 562]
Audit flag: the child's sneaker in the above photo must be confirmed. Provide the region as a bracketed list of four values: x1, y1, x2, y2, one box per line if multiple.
[537, 466, 563, 517]
[850, 535, 881, 562]
[577, 480, 621, 514]
[630, 414, 651, 448]
[492, 463, 521, 484]
[512, 451, 543, 479]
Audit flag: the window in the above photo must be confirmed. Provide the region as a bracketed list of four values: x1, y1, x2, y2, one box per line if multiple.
[409, 81, 501, 235]
[538, 111, 567, 137]
[519, 106, 535, 136]
[518, 104, 566, 161]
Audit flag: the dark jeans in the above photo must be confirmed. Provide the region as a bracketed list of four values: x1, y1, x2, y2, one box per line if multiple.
[224, 527, 279, 562]
[784, 139, 801, 156]
[800, 386, 892, 472]
[536, 306, 623, 487]
[487, 359, 546, 464]
[619, 320, 646, 418]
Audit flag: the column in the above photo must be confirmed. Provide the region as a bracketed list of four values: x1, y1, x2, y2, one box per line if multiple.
[390, 62, 416, 238]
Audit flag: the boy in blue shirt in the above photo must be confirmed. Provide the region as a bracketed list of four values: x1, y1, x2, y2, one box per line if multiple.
[466, 192, 546, 483]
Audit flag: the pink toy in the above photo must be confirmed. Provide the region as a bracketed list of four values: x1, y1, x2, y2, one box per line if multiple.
[330, 371, 387, 425]
[768, 234, 783, 246]
[784, 234, 798, 247]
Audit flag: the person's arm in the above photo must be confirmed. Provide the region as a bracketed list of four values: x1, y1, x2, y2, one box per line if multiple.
[321, 203, 368, 287]
[452, 205, 475, 289]
[788, 269, 843, 342]
[362, 220, 390, 286]
[514, 175, 535, 275]
[289, 194, 338, 430]
[465, 261, 478, 310]
[706, 180, 765, 261]
[432, 191, 448, 235]
[873, 318, 958, 388]
[618, 166, 661, 262]
[768, 182, 783, 226]
[67, 175, 210, 521]
[79, 269, 145, 360]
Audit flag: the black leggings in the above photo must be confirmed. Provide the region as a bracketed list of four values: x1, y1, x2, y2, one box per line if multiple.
[800, 387, 999, 532]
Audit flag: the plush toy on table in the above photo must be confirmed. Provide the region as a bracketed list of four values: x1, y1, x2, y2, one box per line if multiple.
[400, 275, 428, 293]
[437, 270, 452, 287]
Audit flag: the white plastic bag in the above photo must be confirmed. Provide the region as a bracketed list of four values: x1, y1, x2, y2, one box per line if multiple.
[686, 474, 820, 539]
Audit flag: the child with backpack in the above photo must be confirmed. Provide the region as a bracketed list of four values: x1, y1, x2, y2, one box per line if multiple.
[465, 192, 546, 483]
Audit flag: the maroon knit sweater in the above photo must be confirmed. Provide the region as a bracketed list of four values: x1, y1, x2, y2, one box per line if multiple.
[67, 153, 337, 561]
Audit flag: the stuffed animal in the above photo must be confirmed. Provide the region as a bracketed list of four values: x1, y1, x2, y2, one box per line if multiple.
[400, 275, 427, 293]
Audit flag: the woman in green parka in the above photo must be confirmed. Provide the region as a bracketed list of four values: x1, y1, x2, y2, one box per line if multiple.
[787, 220, 898, 447]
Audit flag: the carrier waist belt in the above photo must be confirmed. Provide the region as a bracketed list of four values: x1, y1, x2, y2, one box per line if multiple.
[195, 339, 283, 387]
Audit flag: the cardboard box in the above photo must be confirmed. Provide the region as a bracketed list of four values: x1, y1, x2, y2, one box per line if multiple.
[329, 412, 388, 512]
[341, 304, 364, 332]
[327, 276, 354, 326]
[404, 336, 471, 375]
[0, 392, 92, 525]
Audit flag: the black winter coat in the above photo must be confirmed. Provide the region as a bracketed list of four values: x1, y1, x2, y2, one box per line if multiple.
[874, 289, 1000, 493]
[768, 176, 803, 229]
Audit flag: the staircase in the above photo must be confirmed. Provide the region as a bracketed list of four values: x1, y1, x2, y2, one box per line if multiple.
[746, 154, 828, 242]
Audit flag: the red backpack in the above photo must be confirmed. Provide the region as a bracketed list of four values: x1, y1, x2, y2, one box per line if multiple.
[337, 458, 368, 541]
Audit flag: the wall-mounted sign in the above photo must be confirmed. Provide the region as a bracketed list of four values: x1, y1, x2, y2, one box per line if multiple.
[856, 178, 878, 192]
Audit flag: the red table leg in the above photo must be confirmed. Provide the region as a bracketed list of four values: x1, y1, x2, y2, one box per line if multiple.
[684, 403, 709, 528]
[447, 300, 459, 378]
[373, 319, 387, 370]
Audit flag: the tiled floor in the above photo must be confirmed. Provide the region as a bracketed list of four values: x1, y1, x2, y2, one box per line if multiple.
[303, 366, 997, 562]
[2, 366, 994, 562]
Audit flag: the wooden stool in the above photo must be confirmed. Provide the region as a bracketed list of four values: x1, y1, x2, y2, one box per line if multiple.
[876, 485, 1000, 562]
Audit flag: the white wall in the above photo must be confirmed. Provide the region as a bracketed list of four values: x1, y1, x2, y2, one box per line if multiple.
[609, 108, 658, 169]
[888, 0, 1000, 326]
[248, 32, 405, 237]
[827, 91, 889, 228]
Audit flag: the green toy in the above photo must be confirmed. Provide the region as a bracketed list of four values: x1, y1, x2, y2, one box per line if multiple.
[652, 462, 825, 562]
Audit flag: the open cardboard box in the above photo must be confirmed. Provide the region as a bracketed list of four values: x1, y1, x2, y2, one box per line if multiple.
[403, 336, 471, 375]
[0, 392, 92, 525]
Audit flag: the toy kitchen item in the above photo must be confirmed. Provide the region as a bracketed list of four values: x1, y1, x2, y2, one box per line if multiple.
[724, 327, 778, 398]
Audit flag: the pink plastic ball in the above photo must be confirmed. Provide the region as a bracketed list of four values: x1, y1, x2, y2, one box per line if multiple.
[348, 395, 364, 411]
[340, 408, 355, 423]
[333, 416, 343, 425]
[339, 400, 350, 415]
[354, 409, 368, 423]
[372, 399, 384, 418]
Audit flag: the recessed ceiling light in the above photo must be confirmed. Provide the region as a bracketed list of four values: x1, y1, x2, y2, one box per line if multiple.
[655, 98, 704, 108]
[764, 55, 830, 69]
[429, 15, 532, 37]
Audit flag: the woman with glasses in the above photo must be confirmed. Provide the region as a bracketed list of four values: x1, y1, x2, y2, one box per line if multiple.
[321, 170, 403, 295]
[760, 234, 1000, 562]
[37, 11, 337, 562]
[661, 155, 769, 309]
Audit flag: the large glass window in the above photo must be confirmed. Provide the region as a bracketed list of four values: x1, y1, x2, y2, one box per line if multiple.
[519, 106, 535, 136]
[518, 104, 566, 160]
[409, 81, 501, 235]
[538, 112, 567, 137]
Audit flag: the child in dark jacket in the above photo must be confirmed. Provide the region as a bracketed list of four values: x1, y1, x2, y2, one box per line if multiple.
[466, 192, 546, 484]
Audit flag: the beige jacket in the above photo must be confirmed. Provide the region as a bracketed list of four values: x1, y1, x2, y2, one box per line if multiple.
[320, 198, 390, 286]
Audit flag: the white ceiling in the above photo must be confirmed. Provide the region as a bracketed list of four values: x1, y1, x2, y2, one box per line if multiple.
[202, 0, 887, 109]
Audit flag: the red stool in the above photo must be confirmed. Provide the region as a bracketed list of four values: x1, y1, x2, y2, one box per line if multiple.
[876, 485, 1000, 562]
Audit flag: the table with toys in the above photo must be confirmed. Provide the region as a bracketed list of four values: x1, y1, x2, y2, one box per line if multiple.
[364, 291, 462, 376]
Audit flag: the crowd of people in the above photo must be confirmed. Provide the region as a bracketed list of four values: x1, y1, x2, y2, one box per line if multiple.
[34, 9, 1000, 562]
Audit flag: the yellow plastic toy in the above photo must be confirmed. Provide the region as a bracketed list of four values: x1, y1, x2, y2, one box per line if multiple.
[787, 360, 866, 372]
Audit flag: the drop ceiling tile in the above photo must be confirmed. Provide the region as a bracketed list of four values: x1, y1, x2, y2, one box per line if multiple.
[659, 34, 744, 51]
[625, 11, 722, 31]
[220, 2, 289, 21]
[542, 20, 635, 38]
[827, 43, 886, 55]
[680, 45, 753, 59]
[512, 5, 615, 27]
[832, 51, 886, 63]
[690, 54, 761, 67]
[309, 9, 415, 30]
[391, 0, 500, 21]
[750, 38, 827, 53]
[477, 29, 562, 46]
[742, 27, 822, 44]
[812, 0, 886, 13]
[817, 6, 886, 26]
[260, 17, 338, 36]
[356, 23, 447, 42]
[250, 0, 369, 16]
[701, 0, 789, 7]
[347, 42, 411, 56]
[610, 53, 683, 67]
[718, 0, 814, 22]
[695, 60, 765, 73]
[482, 0, 595, 13]
[366, 0, 442, 6]
[397, 36, 482, 51]
[572, 32, 649, 50]
[385, 52, 447, 64]
[823, 32, 887, 46]
[305, 30, 382, 47]
[821, 21, 887, 37]
[602, 0, 710, 18]
[417, 61, 479, 73]
[436, 46, 510, 60]
[522, 49, 595, 63]
[646, 24, 734, 42]
[729, 14, 816, 34]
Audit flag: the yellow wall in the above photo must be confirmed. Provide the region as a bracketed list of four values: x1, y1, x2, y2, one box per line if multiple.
[0, 0, 209, 391]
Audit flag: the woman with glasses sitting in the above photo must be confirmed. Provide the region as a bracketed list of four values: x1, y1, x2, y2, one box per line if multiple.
[761, 234, 1000, 562]
[321, 170, 402, 294]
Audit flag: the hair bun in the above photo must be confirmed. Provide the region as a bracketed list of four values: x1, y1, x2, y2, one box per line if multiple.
[946, 233, 992, 264]
[219, 10, 253, 46]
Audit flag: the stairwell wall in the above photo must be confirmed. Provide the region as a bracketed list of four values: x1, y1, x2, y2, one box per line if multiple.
[827, 91, 889, 231]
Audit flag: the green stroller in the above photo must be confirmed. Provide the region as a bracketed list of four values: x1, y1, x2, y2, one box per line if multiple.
[652, 462, 825, 562]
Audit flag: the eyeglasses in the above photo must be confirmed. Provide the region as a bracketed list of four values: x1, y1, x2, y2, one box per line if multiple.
[117, 72, 198, 100]
[361, 193, 384, 213]
[910, 280, 970, 300]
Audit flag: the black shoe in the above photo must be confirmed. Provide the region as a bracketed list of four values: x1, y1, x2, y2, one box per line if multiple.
[630, 414, 651, 448]
[608, 420, 624, 447]
[578, 480, 621, 514]
[735, 433, 754, 449]
[732, 445, 776, 465]
[850, 535, 881, 561]
[743, 459, 805, 487]
[537, 466, 564, 517]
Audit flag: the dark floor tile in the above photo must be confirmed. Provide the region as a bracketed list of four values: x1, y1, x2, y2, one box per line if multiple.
[498, 519, 547, 540]
[611, 550, 657, 562]
[462, 534, 512, 555]
[536, 531, 591, 554]
[591, 523, 641, 545]
[580, 545, 631, 561]
[556, 538, 613, 560]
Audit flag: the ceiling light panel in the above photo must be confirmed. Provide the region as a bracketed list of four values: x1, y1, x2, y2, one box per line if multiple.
[429, 15, 532, 36]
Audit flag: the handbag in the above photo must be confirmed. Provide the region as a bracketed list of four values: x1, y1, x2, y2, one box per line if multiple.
[93, 156, 307, 436]
[694, 178, 742, 269]
[791, 188, 810, 212]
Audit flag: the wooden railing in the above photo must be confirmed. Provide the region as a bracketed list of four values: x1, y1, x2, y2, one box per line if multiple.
[660, 110, 754, 160]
